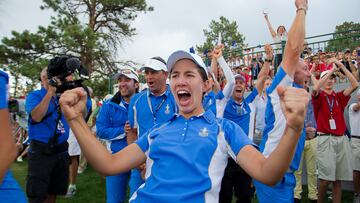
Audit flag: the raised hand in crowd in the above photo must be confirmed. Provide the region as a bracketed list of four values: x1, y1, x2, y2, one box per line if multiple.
[59, 87, 88, 122]
[125, 121, 137, 145]
[278, 86, 309, 132]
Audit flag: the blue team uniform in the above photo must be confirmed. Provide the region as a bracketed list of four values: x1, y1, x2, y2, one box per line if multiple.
[96, 92, 131, 203]
[202, 91, 217, 115]
[128, 85, 177, 195]
[223, 88, 258, 136]
[220, 88, 258, 202]
[130, 110, 253, 203]
[254, 67, 306, 203]
[26, 88, 69, 144]
[0, 70, 27, 203]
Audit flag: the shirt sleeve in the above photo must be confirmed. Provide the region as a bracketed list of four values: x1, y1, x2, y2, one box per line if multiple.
[218, 56, 234, 99]
[0, 71, 9, 109]
[222, 119, 253, 160]
[95, 102, 124, 140]
[245, 88, 258, 103]
[135, 130, 150, 152]
[337, 90, 351, 110]
[25, 91, 42, 114]
[266, 66, 293, 95]
[215, 91, 224, 100]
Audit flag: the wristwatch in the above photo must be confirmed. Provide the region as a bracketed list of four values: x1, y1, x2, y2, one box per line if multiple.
[265, 58, 273, 63]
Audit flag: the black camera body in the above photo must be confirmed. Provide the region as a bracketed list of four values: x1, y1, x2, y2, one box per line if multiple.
[8, 99, 19, 113]
[47, 56, 89, 94]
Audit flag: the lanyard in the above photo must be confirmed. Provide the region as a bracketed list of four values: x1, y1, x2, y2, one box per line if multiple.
[325, 95, 334, 116]
[233, 99, 247, 115]
[147, 91, 167, 123]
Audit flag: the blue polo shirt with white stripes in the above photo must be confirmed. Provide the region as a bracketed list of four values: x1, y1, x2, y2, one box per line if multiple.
[254, 66, 306, 203]
[223, 88, 258, 136]
[128, 85, 177, 138]
[130, 110, 252, 203]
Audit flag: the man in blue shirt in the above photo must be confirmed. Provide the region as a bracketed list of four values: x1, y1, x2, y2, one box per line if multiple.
[254, 1, 310, 202]
[0, 70, 27, 203]
[127, 57, 177, 195]
[96, 68, 139, 203]
[25, 56, 88, 203]
[59, 43, 310, 203]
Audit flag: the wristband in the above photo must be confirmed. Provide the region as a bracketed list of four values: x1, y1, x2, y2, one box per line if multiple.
[296, 7, 307, 15]
[265, 58, 273, 63]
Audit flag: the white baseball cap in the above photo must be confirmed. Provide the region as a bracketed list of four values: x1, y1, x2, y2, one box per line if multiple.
[320, 70, 336, 79]
[234, 74, 246, 82]
[166, 50, 208, 79]
[113, 68, 139, 82]
[141, 57, 167, 72]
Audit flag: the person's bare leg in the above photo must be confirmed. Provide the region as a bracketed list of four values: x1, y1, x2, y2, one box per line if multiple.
[69, 156, 78, 185]
[317, 179, 330, 203]
[354, 171, 360, 195]
[332, 181, 342, 203]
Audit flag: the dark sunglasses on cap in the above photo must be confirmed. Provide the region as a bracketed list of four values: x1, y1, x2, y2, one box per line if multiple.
[119, 68, 137, 75]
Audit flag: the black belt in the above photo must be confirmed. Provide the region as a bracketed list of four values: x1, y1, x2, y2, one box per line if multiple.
[317, 132, 343, 136]
[352, 135, 360, 139]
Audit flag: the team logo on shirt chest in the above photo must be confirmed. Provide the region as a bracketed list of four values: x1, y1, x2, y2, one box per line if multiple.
[199, 127, 209, 137]
[207, 99, 212, 106]
[165, 104, 170, 114]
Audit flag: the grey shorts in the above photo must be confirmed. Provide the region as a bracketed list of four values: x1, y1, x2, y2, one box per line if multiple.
[317, 134, 353, 181]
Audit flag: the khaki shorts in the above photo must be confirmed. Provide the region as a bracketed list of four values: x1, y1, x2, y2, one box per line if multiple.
[317, 134, 353, 181]
[351, 138, 360, 171]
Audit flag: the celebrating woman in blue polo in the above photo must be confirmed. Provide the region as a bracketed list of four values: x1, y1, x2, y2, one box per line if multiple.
[59, 47, 310, 202]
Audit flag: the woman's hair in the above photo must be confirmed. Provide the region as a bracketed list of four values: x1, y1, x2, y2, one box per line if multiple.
[197, 66, 208, 82]
[134, 79, 140, 93]
[276, 25, 286, 34]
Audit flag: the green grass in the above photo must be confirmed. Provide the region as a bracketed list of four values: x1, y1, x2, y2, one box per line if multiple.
[11, 159, 106, 202]
[11, 159, 355, 203]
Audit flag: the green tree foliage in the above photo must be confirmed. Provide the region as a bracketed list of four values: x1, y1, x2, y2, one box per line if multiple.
[196, 16, 246, 62]
[83, 76, 109, 98]
[0, 0, 153, 95]
[326, 21, 360, 52]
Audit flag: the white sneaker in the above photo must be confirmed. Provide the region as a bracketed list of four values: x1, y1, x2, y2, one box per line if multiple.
[16, 156, 23, 162]
[65, 186, 76, 198]
[77, 168, 85, 174]
[354, 193, 360, 203]
[327, 190, 332, 200]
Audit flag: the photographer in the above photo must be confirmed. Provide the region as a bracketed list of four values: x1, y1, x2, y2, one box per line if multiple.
[25, 56, 88, 203]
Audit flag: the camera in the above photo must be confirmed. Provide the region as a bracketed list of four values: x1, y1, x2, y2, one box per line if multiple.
[47, 56, 89, 94]
[8, 99, 19, 113]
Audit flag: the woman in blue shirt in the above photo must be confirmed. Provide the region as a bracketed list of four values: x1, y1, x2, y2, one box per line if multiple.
[59, 48, 310, 203]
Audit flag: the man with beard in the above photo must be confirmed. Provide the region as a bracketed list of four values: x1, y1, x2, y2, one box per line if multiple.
[96, 68, 139, 203]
